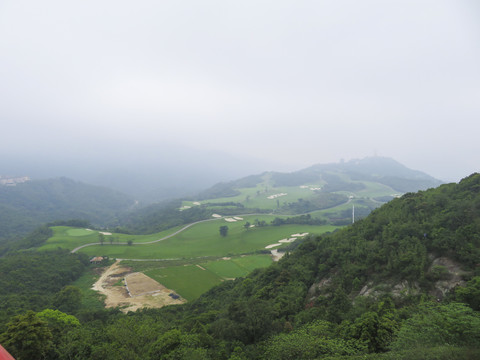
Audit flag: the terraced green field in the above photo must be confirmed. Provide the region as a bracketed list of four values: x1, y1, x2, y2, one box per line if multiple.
[145, 255, 273, 300]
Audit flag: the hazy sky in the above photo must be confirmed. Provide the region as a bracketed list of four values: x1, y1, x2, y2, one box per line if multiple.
[1, 0, 479, 182]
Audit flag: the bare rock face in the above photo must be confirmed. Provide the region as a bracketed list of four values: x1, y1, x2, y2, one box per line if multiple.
[307, 276, 332, 302]
[391, 280, 421, 298]
[429, 256, 467, 300]
[307, 256, 469, 306]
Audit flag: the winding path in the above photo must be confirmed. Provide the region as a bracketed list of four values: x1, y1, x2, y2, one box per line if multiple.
[70, 217, 220, 253]
[70, 204, 349, 255]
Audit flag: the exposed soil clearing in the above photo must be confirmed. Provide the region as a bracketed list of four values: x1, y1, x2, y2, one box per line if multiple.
[92, 260, 185, 313]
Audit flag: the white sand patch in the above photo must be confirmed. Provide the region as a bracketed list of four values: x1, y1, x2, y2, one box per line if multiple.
[225, 218, 237, 222]
[196, 264, 206, 271]
[279, 238, 296, 243]
[85, 228, 93, 231]
[233, 217, 243, 220]
[193, 202, 201, 205]
[212, 214, 222, 218]
[249, 225, 255, 228]
[271, 249, 285, 262]
[291, 233, 309, 237]
[180, 206, 191, 210]
[300, 185, 309, 189]
[100, 232, 112, 235]
[267, 193, 287, 199]
[265, 243, 281, 249]
[310, 187, 322, 191]
[222, 257, 231, 260]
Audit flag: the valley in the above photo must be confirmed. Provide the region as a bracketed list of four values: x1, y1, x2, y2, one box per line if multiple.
[2, 158, 478, 360]
[42, 216, 336, 303]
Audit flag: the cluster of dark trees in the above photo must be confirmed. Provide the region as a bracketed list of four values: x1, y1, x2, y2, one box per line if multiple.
[1, 174, 480, 359]
[277, 193, 349, 214]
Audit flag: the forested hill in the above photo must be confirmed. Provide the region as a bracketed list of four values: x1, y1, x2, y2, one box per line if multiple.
[149, 173, 480, 358]
[0, 177, 134, 241]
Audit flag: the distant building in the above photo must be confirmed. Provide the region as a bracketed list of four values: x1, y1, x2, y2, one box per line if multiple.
[0, 176, 30, 186]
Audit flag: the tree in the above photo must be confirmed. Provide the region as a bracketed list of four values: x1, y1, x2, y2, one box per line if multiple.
[109, 236, 114, 245]
[53, 285, 82, 313]
[455, 276, 480, 310]
[219, 226, 229, 237]
[99, 233, 105, 246]
[127, 239, 133, 246]
[244, 222, 251, 230]
[391, 303, 480, 350]
[0, 311, 53, 360]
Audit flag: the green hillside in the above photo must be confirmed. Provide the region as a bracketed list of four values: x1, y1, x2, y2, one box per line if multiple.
[0, 173, 478, 359]
[175, 156, 443, 227]
[0, 177, 135, 242]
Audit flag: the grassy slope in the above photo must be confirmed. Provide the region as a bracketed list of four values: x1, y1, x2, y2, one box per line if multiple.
[40, 218, 335, 301]
[145, 255, 273, 300]
[76, 221, 336, 259]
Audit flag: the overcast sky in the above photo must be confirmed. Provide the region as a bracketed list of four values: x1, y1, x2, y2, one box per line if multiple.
[1, 0, 479, 182]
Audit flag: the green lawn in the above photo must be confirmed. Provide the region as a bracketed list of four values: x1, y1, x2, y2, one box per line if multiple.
[38, 225, 184, 252]
[146, 265, 222, 301]
[204, 255, 273, 279]
[76, 217, 336, 259]
[144, 254, 273, 300]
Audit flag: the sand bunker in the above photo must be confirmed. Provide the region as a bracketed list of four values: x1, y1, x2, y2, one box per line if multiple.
[267, 193, 287, 199]
[212, 214, 222, 218]
[265, 243, 281, 249]
[291, 233, 309, 237]
[233, 216, 243, 220]
[279, 238, 295, 243]
[225, 218, 237, 222]
[99, 231, 112, 235]
[271, 249, 285, 261]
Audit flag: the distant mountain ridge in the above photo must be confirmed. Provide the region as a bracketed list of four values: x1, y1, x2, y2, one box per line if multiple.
[196, 156, 442, 199]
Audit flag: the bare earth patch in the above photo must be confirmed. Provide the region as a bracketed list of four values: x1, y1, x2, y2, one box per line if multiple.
[92, 260, 185, 313]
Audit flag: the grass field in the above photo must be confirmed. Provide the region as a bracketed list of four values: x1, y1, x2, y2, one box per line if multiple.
[146, 265, 222, 301]
[38, 225, 184, 252]
[144, 254, 273, 300]
[74, 217, 336, 259]
[184, 184, 327, 211]
[42, 218, 336, 302]
[182, 178, 399, 216]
